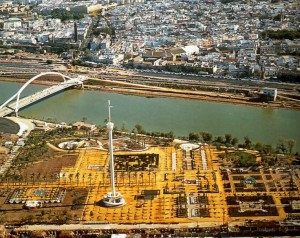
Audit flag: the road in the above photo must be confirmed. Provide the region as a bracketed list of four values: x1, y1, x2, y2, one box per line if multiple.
[126, 71, 300, 95]
[0, 61, 54, 72]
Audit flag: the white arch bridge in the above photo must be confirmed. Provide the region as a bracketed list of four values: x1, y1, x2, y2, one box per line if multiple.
[0, 72, 87, 117]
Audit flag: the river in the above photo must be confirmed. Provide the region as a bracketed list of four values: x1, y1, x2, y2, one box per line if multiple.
[0, 81, 300, 152]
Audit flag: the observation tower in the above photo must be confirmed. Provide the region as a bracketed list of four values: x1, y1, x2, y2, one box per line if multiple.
[101, 100, 126, 207]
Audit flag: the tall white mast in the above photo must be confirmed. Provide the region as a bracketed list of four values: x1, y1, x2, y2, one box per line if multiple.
[107, 100, 116, 197]
[102, 100, 125, 207]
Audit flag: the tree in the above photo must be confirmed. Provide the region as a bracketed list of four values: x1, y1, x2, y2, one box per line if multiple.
[277, 71, 300, 83]
[263, 29, 300, 40]
[46, 59, 53, 64]
[43, 175, 47, 185]
[62, 173, 66, 184]
[244, 136, 252, 149]
[262, 144, 274, 155]
[254, 142, 263, 152]
[200, 132, 212, 143]
[225, 134, 232, 145]
[132, 128, 137, 141]
[135, 124, 145, 134]
[277, 138, 287, 154]
[69, 173, 73, 185]
[84, 48, 92, 61]
[50, 9, 84, 22]
[189, 132, 199, 142]
[287, 139, 296, 154]
[121, 122, 127, 132]
[82, 174, 85, 184]
[234, 152, 256, 167]
[166, 131, 174, 140]
[49, 173, 54, 184]
[23, 215, 34, 223]
[140, 173, 144, 185]
[36, 172, 41, 184]
[30, 172, 35, 185]
[214, 136, 225, 144]
[88, 173, 92, 185]
[75, 172, 80, 185]
[231, 137, 238, 146]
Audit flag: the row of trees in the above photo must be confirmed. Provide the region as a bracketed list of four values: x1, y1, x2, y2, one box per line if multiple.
[187, 131, 296, 155]
[3, 171, 93, 186]
[221, 151, 257, 167]
[262, 30, 300, 40]
[188, 131, 239, 147]
[3, 170, 159, 188]
[114, 122, 297, 155]
[250, 138, 295, 156]
[220, 0, 240, 4]
[277, 70, 300, 83]
[164, 64, 213, 74]
[113, 123, 175, 143]
[50, 9, 84, 22]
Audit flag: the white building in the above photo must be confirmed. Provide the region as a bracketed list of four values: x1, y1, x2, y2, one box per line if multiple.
[3, 17, 22, 30]
[24, 200, 42, 209]
[262, 88, 277, 101]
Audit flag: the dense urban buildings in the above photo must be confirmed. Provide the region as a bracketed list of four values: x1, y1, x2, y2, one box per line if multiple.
[0, 0, 299, 79]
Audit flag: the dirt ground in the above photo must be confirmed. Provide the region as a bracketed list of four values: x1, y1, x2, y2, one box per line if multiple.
[0, 143, 84, 223]
[19, 152, 78, 183]
[0, 188, 88, 223]
[8, 145, 78, 183]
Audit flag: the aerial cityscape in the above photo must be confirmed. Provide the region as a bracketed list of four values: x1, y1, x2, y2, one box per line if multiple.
[0, 0, 299, 237]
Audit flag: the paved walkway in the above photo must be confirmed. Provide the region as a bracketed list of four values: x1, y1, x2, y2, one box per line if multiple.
[0, 117, 35, 178]
[7, 116, 35, 137]
[14, 222, 222, 232]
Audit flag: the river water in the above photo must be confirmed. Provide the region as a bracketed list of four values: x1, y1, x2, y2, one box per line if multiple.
[0, 81, 300, 152]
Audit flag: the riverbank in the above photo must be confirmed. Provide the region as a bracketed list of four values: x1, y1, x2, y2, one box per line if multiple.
[0, 74, 299, 111]
[0, 75, 62, 86]
[84, 77, 300, 111]
[84, 81, 298, 111]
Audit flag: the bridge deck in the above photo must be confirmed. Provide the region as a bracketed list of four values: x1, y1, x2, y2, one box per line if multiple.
[0, 78, 85, 117]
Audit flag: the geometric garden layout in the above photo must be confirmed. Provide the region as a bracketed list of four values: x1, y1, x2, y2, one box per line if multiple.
[1, 142, 300, 225]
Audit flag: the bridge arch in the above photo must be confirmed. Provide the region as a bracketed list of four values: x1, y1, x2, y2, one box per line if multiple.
[0, 72, 83, 116]
[15, 72, 75, 114]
